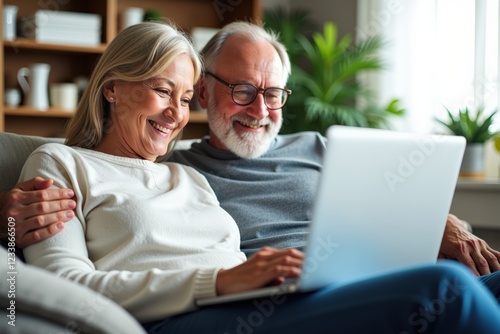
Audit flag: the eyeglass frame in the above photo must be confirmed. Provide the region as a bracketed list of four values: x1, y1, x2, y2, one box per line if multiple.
[204, 71, 292, 110]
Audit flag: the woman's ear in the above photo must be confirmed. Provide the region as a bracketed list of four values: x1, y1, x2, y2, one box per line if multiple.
[103, 81, 116, 103]
[195, 75, 208, 109]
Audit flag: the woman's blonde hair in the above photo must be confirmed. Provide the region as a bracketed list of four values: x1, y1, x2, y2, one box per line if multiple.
[65, 21, 202, 150]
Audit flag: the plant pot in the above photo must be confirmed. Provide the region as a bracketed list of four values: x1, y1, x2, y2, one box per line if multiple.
[460, 143, 485, 178]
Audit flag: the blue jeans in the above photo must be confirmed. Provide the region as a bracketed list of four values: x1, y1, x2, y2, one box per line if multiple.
[479, 269, 500, 303]
[143, 261, 500, 334]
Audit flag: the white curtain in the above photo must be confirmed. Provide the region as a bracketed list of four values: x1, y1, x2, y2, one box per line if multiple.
[357, 0, 500, 176]
[357, 0, 499, 132]
[357, 0, 438, 133]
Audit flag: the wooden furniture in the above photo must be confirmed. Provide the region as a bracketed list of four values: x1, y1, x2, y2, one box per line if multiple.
[1, 0, 261, 138]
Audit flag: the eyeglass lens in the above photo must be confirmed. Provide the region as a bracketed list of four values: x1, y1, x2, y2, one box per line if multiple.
[232, 84, 288, 109]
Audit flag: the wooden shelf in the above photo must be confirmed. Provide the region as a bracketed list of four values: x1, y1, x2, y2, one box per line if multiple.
[5, 106, 208, 122]
[4, 106, 75, 117]
[1, 0, 261, 138]
[189, 111, 207, 123]
[3, 38, 107, 54]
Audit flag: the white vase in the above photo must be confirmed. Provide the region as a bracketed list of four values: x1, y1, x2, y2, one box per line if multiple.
[17, 63, 51, 110]
[460, 143, 485, 178]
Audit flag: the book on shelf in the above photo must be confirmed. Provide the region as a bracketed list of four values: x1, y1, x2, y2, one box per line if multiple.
[22, 28, 101, 46]
[19, 10, 102, 46]
[21, 10, 101, 29]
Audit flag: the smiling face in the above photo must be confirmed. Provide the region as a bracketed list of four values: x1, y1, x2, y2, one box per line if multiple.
[97, 54, 195, 161]
[198, 35, 285, 159]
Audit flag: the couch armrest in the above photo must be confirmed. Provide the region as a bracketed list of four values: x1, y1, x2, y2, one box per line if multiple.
[0, 132, 63, 192]
[0, 248, 146, 334]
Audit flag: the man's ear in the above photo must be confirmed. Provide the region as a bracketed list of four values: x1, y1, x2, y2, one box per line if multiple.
[195, 75, 208, 109]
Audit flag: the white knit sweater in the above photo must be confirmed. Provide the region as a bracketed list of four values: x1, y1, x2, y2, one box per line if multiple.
[21, 144, 246, 322]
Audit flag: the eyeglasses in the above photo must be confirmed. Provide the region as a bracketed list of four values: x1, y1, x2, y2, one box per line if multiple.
[204, 71, 292, 110]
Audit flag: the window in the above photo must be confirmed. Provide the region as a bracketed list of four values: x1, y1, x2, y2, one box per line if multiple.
[357, 0, 499, 133]
[436, 0, 498, 125]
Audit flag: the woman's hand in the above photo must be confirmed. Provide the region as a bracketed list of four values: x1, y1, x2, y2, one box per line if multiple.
[216, 247, 304, 295]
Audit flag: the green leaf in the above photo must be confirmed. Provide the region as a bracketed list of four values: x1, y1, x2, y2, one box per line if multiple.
[263, 8, 405, 134]
[435, 106, 498, 143]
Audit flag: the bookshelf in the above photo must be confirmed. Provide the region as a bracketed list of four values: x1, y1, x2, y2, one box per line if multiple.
[1, 0, 262, 138]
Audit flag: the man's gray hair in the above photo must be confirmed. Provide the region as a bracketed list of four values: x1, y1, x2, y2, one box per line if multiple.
[201, 21, 291, 84]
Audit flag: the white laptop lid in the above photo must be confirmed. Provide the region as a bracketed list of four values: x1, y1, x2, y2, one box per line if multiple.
[196, 126, 466, 306]
[299, 126, 466, 291]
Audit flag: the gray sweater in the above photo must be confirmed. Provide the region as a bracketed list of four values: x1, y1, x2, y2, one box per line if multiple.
[169, 132, 327, 256]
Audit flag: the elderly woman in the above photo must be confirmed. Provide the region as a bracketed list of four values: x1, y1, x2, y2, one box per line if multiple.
[21, 22, 500, 334]
[21, 20, 300, 323]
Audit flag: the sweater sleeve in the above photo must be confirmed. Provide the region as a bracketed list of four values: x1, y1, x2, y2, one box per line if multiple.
[20, 146, 221, 322]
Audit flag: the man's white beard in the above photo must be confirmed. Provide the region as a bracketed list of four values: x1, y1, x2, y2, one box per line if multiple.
[207, 99, 282, 159]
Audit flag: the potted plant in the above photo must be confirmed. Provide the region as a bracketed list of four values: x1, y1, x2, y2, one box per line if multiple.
[264, 7, 404, 134]
[143, 9, 162, 22]
[435, 106, 498, 177]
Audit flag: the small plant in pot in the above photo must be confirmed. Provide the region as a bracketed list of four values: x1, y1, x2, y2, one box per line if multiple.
[435, 106, 498, 178]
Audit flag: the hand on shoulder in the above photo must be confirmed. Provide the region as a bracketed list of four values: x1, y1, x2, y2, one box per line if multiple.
[0, 177, 76, 248]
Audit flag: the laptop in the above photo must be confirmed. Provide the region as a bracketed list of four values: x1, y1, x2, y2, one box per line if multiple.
[196, 126, 466, 307]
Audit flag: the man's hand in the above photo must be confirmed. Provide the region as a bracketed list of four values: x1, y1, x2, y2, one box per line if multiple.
[0, 177, 76, 248]
[439, 214, 500, 276]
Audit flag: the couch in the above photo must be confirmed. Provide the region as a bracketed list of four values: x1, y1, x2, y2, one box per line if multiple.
[0, 131, 197, 334]
[0, 131, 475, 333]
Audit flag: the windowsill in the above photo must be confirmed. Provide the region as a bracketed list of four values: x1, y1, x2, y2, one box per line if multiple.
[451, 178, 500, 230]
[456, 178, 500, 190]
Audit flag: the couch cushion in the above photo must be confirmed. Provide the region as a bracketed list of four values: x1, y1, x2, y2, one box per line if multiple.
[0, 132, 62, 192]
[0, 132, 199, 192]
[0, 248, 146, 333]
